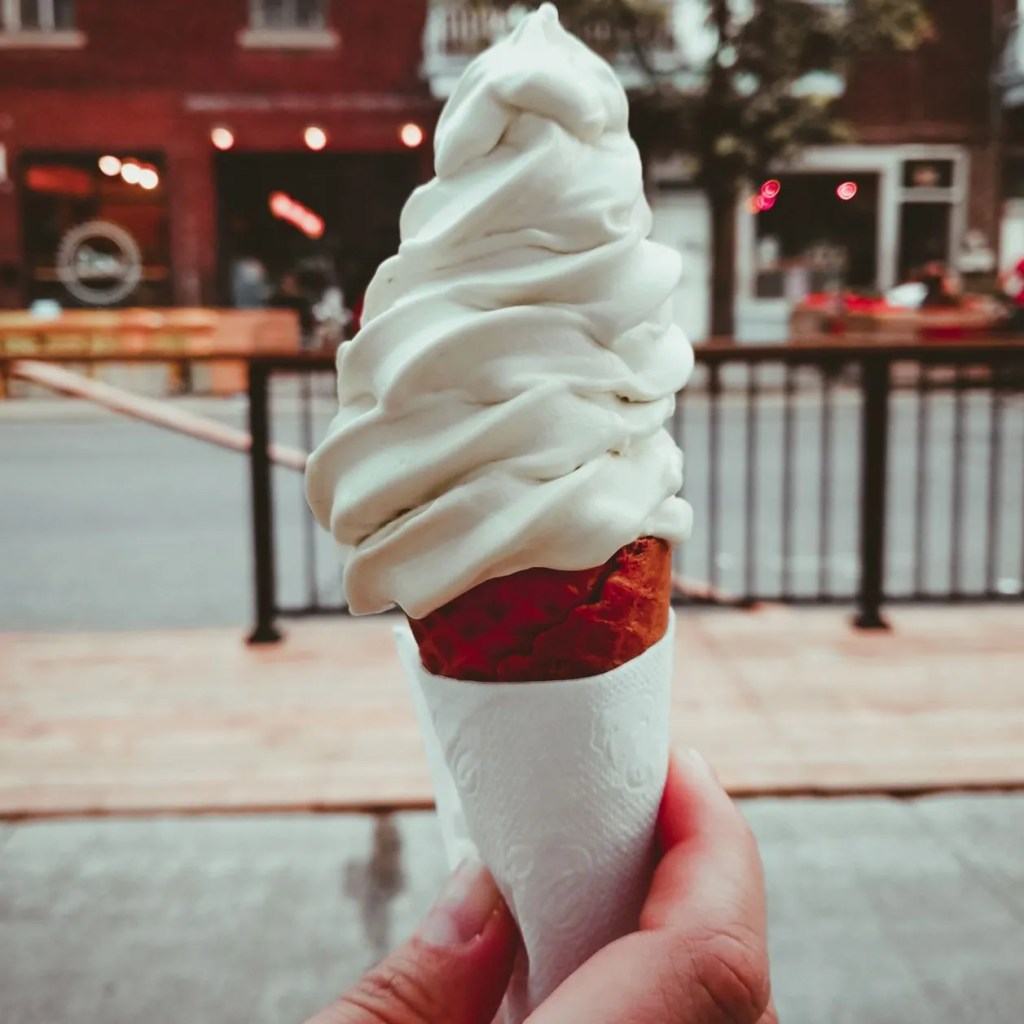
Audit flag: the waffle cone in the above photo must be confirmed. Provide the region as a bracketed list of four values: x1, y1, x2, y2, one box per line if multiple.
[406, 536, 672, 682]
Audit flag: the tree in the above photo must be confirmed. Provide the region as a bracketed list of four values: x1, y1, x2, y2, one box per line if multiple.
[464, 0, 932, 338]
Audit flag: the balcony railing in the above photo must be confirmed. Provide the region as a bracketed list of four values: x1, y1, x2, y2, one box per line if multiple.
[423, 0, 697, 97]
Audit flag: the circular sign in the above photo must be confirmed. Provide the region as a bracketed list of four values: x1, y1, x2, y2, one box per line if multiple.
[56, 220, 143, 305]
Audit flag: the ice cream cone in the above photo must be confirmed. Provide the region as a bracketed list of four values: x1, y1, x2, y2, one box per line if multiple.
[406, 536, 671, 682]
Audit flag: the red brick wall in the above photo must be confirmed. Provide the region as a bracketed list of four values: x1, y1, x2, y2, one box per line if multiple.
[0, 0, 436, 306]
[841, 0, 997, 145]
[0, 0, 429, 94]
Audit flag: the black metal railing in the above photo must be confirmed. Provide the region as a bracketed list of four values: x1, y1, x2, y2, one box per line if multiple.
[246, 341, 1024, 643]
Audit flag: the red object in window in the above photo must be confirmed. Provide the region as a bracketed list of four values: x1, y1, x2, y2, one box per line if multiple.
[25, 165, 94, 197]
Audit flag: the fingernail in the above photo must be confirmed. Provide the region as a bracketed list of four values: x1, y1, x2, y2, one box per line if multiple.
[416, 859, 501, 948]
[683, 747, 719, 782]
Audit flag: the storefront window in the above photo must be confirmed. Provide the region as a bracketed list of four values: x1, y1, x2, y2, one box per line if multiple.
[20, 152, 171, 308]
[249, 0, 326, 30]
[1004, 157, 1024, 199]
[897, 202, 952, 283]
[216, 150, 419, 325]
[2, 0, 75, 31]
[753, 172, 880, 300]
[902, 159, 955, 190]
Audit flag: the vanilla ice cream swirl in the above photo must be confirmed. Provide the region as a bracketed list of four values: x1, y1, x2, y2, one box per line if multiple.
[306, 4, 694, 617]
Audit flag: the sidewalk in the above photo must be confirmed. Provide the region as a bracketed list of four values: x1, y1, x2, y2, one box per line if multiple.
[2, 796, 1022, 1024]
[3, 606, 1023, 817]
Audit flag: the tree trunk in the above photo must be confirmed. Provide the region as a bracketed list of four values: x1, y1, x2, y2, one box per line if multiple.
[708, 184, 738, 341]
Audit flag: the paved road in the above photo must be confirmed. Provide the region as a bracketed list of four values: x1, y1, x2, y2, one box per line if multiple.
[1, 795, 1022, 1024]
[1, 382, 1022, 631]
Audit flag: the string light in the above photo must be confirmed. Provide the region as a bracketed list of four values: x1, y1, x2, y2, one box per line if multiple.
[211, 127, 235, 151]
[120, 162, 142, 185]
[304, 126, 327, 151]
[400, 123, 425, 148]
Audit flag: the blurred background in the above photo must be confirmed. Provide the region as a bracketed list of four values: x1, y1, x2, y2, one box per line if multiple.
[1, 2, 1023, 1023]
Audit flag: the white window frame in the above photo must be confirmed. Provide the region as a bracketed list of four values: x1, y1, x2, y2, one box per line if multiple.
[250, 0, 327, 31]
[240, 0, 338, 50]
[0, 0, 83, 46]
[4, 0, 64, 31]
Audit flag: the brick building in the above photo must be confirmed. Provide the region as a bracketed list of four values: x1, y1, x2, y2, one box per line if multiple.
[995, 0, 1024, 272]
[0, 0, 436, 312]
[0, 0, 1020, 341]
[652, 0, 1013, 340]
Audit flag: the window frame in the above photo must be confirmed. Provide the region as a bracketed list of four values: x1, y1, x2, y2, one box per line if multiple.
[249, 0, 327, 31]
[0, 0, 84, 46]
[240, 0, 338, 50]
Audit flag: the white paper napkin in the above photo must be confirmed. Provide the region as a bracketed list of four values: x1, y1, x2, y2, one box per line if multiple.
[394, 616, 675, 1024]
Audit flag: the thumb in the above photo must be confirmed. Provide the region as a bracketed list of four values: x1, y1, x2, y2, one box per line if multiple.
[308, 859, 520, 1024]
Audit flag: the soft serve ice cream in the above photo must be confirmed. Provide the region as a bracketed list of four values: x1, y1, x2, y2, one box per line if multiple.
[305, 2, 693, 618]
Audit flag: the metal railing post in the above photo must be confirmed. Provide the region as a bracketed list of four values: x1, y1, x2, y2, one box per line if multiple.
[247, 360, 282, 644]
[854, 355, 891, 630]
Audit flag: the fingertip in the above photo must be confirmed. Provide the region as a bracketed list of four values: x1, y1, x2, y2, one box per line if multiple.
[681, 747, 719, 784]
[476, 892, 521, 962]
[657, 748, 729, 850]
[643, 752, 767, 942]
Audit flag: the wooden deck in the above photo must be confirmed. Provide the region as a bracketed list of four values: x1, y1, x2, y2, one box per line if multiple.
[3, 606, 1023, 817]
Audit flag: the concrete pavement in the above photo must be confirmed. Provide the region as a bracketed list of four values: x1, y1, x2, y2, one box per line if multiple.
[2, 796, 1023, 1024]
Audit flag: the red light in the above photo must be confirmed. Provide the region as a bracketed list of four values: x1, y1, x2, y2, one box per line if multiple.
[837, 181, 858, 201]
[747, 193, 776, 214]
[301, 213, 325, 239]
[269, 191, 325, 238]
[760, 179, 781, 199]
[26, 165, 93, 196]
[269, 191, 290, 217]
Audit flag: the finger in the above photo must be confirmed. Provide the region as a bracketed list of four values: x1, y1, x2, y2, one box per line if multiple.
[310, 859, 519, 1024]
[527, 750, 770, 1024]
[644, 750, 767, 945]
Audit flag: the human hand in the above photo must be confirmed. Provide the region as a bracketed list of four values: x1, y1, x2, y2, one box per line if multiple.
[305, 750, 774, 1024]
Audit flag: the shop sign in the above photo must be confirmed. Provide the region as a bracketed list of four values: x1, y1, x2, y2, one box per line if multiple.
[56, 220, 143, 305]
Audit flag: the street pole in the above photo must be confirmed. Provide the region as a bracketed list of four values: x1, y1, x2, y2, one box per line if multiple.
[854, 355, 891, 630]
[248, 360, 282, 644]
